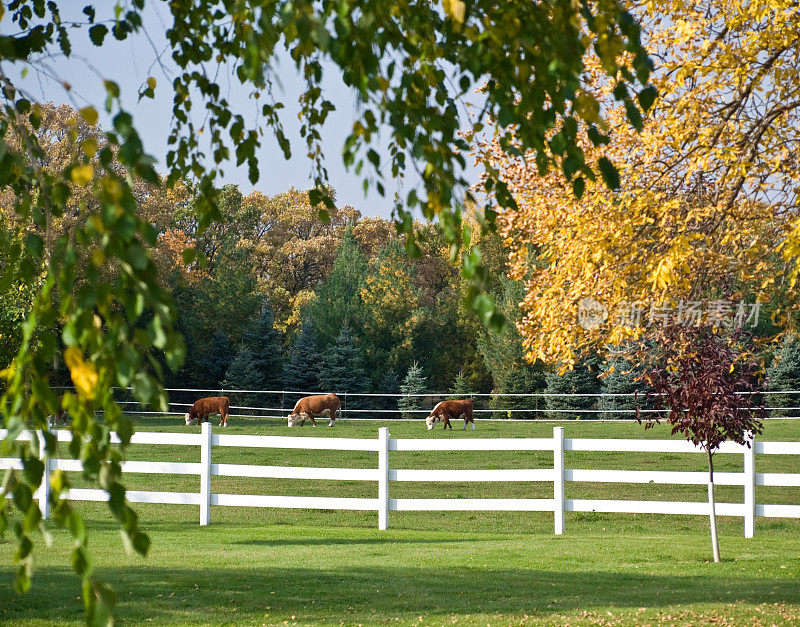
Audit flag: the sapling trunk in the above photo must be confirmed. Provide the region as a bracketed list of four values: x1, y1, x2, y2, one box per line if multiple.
[706, 447, 721, 563]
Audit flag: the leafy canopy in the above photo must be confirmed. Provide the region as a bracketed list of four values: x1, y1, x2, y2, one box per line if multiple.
[488, 0, 800, 365]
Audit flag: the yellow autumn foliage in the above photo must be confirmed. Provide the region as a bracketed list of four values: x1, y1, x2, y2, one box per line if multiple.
[70, 164, 93, 186]
[485, 0, 800, 365]
[63, 346, 98, 401]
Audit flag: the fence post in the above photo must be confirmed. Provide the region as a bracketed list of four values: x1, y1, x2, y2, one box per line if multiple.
[744, 430, 755, 538]
[554, 426, 565, 535]
[38, 428, 50, 520]
[200, 421, 212, 526]
[378, 427, 389, 530]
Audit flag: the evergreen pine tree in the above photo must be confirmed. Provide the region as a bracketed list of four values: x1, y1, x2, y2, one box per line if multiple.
[545, 363, 599, 419]
[448, 371, 474, 401]
[491, 367, 546, 419]
[377, 369, 401, 417]
[399, 361, 427, 420]
[199, 330, 234, 388]
[243, 301, 283, 386]
[478, 276, 548, 418]
[766, 335, 800, 417]
[598, 351, 650, 419]
[221, 345, 263, 413]
[283, 319, 322, 410]
[318, 325, 368, 411]
[243, 301, 284, 409]
[310, 227, 368, 350]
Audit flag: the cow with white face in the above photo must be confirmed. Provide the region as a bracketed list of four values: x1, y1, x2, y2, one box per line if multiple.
[287, 393, 340, 427]
[426, 399, 475, 431]
[185, 396, 230, 427]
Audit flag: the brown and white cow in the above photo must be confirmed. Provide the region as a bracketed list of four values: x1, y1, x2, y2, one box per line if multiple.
[287, 393, 340, 427]
[426, 399, 475, 431]
[185, 396, 230, 427]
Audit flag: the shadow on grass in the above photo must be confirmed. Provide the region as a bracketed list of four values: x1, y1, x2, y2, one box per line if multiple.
[2, 564, 799, 624]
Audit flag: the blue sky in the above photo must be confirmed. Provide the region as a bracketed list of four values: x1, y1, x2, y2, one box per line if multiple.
[7, 4, 467, 219]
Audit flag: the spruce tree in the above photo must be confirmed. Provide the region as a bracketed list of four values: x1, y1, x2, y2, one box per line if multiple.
[598, 351, 650, 419]
[318, 325, 368, 411]
[243, 302, 283, 385]
[310, 227, 368, 350]
[478, 277, 547, 418]
[491, 367, 546, 419]
[283, 319, 322, 409]
[766, 335, 800, 417]
[545, 363, 599, 419]
[448, 371, 474, 401]
[243, 301, 284, 409]
[199, 330, 234, 388]
[377, 369, 401, 417]
[221, 345, 263, 413]
[399, 361, 427, 420]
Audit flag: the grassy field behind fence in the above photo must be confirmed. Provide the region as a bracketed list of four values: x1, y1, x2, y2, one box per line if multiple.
[2, 418, 799, 625]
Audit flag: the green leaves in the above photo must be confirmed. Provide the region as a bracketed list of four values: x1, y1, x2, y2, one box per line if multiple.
[598, 157, 620, 190]
[637, 85, 658, 112]
[572, 176, 586, 199]
[84, 577, 117, 627]
[24, 233, 43, 259]
[88, 24, 107, 47]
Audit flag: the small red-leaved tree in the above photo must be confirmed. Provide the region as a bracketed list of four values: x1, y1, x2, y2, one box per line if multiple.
[639, 325, 765, 562]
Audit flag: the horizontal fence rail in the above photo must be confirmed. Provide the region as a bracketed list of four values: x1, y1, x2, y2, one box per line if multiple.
[2, 427, 799, 534]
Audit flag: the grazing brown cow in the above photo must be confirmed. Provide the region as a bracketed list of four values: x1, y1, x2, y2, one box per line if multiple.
[287, 393, 340, 427]
[185, 396, 230, 427]
[426, 399, 475, 431]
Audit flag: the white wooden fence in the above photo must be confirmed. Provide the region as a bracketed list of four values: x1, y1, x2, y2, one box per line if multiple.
[2, 426, 799, 535]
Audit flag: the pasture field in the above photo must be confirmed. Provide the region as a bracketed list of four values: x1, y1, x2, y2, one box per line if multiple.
[1, 418, 799, 625]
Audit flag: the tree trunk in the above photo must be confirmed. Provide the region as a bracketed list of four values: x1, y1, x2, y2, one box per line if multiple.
[706, 447, 721, 563]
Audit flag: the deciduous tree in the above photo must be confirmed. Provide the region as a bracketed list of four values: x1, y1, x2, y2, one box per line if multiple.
[639, 325, 765, 562]
[489, 0, 800, 365]
[360, 241, 425, 381]
[478, 277, 547, 417]
[247, 188, 359, 332]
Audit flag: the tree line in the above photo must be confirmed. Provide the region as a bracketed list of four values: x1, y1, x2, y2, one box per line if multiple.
[3, 104, 800, 421]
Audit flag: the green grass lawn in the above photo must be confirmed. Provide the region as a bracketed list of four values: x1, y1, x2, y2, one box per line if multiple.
[2, 418, 799, 625]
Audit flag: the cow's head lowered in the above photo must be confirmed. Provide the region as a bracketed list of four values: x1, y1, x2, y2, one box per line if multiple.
[287, 394, 340, 427]
[287, 412, 309, 428]
[183, 397, 231, 427]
